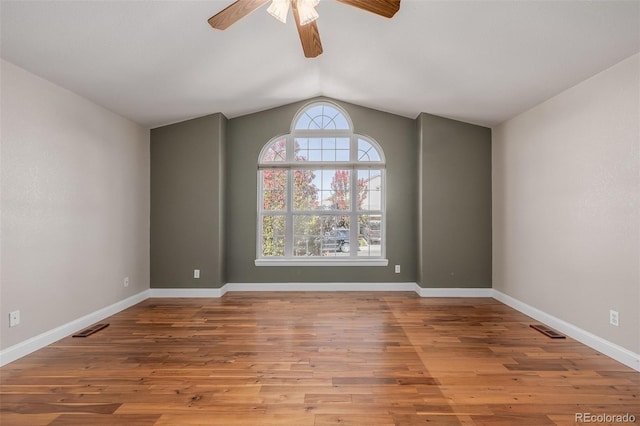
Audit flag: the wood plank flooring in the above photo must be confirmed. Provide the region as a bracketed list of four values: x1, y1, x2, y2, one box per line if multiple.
[1, 293, 638, 425]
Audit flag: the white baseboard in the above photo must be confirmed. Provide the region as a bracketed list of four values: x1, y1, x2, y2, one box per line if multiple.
[148, 283, 418, 296]
[146, 283, 490, 296]
[0, 290, 150, 367]
[3, 285, 638, 373]
[415, 287, 494, 298]
[224, 282, 418, 292]
[148, 288, 226, 298]
[492, 290, 640, 372]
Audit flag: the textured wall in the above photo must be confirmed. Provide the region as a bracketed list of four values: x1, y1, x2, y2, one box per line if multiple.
[149, 97, 493, 287]
[492, 54, 639, 353]
[1, 60, 150, 350]
[417, 114, 492, 288]
[225, 97, 419, 284]
[150, 114, 227, 288]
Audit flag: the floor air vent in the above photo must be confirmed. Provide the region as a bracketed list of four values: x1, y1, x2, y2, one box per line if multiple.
[73, 323, 109, 337]
[530, 324, 565, 339]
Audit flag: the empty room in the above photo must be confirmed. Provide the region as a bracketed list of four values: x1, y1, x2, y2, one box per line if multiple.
[1, 0, 639, 424]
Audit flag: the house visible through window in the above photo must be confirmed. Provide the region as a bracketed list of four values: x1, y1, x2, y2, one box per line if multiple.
[256, 102, 387, 266]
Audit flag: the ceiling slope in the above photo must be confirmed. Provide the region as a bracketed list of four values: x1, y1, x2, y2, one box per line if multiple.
[1, 0, 638, 128]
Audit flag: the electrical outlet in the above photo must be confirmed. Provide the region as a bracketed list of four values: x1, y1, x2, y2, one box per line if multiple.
[394, 265, 401, 274]
[123, 277, 129, 287]
[610, 310, 619, 327]
[194, 269, 200, 279]
[9, 310, 20, 327]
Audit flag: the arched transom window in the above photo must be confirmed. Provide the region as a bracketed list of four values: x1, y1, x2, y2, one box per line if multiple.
[256, 102, 387, 266]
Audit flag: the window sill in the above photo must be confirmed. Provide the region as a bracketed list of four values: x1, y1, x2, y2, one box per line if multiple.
[255, 258, 389, 267]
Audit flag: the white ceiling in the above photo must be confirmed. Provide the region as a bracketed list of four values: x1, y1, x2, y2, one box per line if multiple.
[1, 0, 638, 129]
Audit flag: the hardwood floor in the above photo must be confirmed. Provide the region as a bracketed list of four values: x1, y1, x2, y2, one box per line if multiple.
[1, 293, 638, 425]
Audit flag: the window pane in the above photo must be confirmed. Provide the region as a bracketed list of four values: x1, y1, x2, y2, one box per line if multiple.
[258, 102, 385, 262]
[332, 113, 350, 130]
[322, 149, 336, 162]
[358, 139, 382, 162]
[294, 138, 322, 161]
[328, 138, 350, 162]
[358, 215, 382, 257]
[261, 215, 286, 257]
[305, 105, 324, 129]
[296, 138, 308, 150]
[308, 150, 322, 162]
[336, 150, 349, 161]
[293, 215, 322, 256]
[293, 169, 351, 211]
[295, 138, 350, 163]
[320, 216, 351, 256]
[325, 170, 352, 210]
[294, 139, 307, 161]
[295, 113, 313, 130]
[261, 170, 287, 211]
[294, 105, 350, 130]
[357, 169, 383, 211]
[261, 138, 286, 162]
[293, 169, 320, 210]
[324, 170, 350, 210]
[293, 215, 352, 256]
[336, 138, 349, 150]
[309, 138, 322, 149]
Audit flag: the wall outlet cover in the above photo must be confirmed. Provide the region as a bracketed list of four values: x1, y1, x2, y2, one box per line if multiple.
[9, 311, 20, 327]
[609, 310, 619, 327]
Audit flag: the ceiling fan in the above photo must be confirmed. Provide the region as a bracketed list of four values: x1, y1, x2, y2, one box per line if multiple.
[208, 0, 401, 58]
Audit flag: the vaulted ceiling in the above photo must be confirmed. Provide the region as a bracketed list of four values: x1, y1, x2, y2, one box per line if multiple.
[1, 0, 638, 129]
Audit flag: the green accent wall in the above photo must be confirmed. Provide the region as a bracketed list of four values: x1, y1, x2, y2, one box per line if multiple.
[417, 113, 492, 288]
[225, 97, 418, 283]
[151, 113, 227, 288]
[149, 98, 491, 289]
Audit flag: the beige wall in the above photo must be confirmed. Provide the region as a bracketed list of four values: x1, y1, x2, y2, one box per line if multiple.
[492, 54, 639, 354]
[0, 60, 150, 350]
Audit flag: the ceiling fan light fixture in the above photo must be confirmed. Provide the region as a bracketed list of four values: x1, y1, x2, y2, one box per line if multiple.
[209, 0, 400, 58]
[296, 0, 319, 26]
[267, 0, 290, 23]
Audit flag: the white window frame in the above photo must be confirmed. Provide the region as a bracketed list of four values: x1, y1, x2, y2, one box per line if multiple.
[255, 102, 388, 267]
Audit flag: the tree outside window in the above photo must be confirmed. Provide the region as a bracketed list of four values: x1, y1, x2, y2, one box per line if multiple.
[258, 102, 385, 261]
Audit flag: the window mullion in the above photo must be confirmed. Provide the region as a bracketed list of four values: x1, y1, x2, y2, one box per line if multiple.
[351, 165, 358, 258]
[285, 168, 294, 257]
[350, 135, 357, 257]
[257, 171, 263, 259]
[276, 135, 290, 257]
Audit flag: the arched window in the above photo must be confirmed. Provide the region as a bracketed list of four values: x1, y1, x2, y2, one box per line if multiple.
[256, 102, 387, 266]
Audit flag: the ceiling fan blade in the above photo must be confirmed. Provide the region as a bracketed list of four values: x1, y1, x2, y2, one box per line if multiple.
[292, 1, 323, 58]
[335, 0, 400, 19]
[208, 0, 271, 30]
